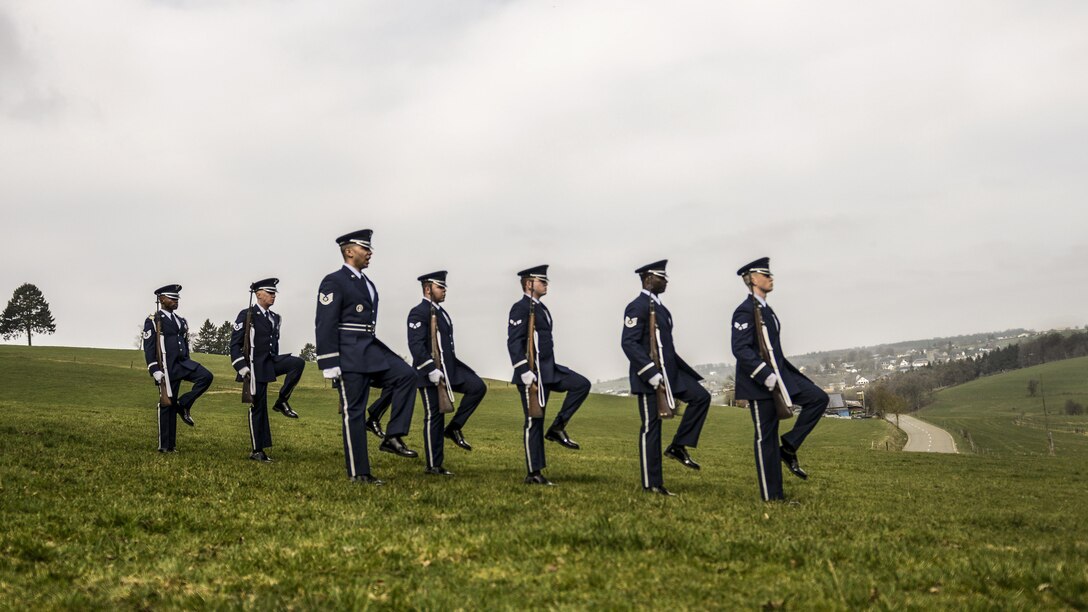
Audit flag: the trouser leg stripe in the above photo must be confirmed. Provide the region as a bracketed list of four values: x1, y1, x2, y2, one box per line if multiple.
[340, 379, 356, 478]
[753, 400, 769, 501]
[248, 405, 257, 451]
[639, 394, 650, 489]
[523, 386, 533, 473]
[423, 390, 435, 469]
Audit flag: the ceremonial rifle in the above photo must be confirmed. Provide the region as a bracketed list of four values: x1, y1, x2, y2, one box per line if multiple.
[241, 291, 255, 405]
[751, 295, 797, 420]
[525, 301, 545, 418]
[154, 308, 173, 407]
[647, 300, 675, 419]
[430, 303, 456, 414]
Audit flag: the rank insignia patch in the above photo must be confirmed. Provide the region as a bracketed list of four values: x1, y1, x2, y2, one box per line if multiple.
[734, 321, 749, 331]
[624, 316, 638, 328]
[142, 330, 152, 340]
[319, 292, 334, 305]
[509, 319, 523, 326]
[408, 321, 422, 329]
[233, 322, 243, 331]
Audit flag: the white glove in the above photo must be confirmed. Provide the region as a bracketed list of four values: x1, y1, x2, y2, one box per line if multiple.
[520, 371, 537, 386]
[428, 370, 443, 384]
[648, 373, 663, 388]
[323, 366, 342, 379]
[153, 371, 164, 383]
[238, 366, 251, 378]
[764, 372, 778, 391]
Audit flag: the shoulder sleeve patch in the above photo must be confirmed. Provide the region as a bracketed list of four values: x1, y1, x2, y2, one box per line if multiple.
[509, 318, 523, 327]
[734, 321, 749, 330]
[233, 322, 243, 331]
[142, 329, 152, 340]
[319, 292, 334, 305]
[408, 321, 422, 329]
[624, 316, 638, 328]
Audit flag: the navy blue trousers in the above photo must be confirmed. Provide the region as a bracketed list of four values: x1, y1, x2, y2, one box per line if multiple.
[636, 371, 711, 489]
[157, 363, 213, 451]
[417, 375, 487, 469]
[247, 356, 306, 451]
[516, 368, 590, 474]
[749, 378, 828, 501]
[337, 360, 415, 478]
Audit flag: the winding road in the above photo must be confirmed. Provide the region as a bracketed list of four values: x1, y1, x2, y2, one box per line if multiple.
[886, 414, 958, 453]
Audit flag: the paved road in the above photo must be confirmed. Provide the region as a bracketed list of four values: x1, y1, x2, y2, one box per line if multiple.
[886, 414, 958, 453]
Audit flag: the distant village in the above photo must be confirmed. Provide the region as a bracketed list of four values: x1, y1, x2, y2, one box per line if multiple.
[592, 328, 1047, 418]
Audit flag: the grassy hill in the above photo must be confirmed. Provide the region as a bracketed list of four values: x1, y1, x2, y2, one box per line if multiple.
[1, 345, 1086, 609]
[918, 356, 1088, 458]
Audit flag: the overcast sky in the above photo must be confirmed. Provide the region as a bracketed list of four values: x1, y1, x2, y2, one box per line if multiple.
[2, 1, 1086, 382]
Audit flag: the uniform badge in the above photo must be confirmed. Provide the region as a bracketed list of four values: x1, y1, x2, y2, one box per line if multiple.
[734, 321, 749, 330]
[319, 292, 334, 305]
[233, 322, 243, 331]
[510, 318, 523, 326]
[142, 330, 152, 340]
[408, 321, 422, 329]
[624, 316, 638, 328]
[355, 305, 364, 313]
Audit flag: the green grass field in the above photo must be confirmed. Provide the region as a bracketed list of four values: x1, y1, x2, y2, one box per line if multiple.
[919, 356, 1088, 458]
[2, 346, 1087, 609]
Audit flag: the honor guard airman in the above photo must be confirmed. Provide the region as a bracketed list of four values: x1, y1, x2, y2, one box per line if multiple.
[229, 278, 307, 463]
[406, 271, 487, 475]
[621, 261, 711, 496]
[732, 258, 829, 501]
[507, 265, 591, 485]
[315, 229, 419, 485]
[141, 284, 214, 452]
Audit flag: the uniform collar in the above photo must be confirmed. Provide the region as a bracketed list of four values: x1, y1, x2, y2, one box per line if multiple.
[751, 293, 768, 307]
[423, 297, 442, 311]
[256, 304, 271, 317]
[640, 289, 662, 305]
[342, 263, 364, 279]
[159, 308, 179, 320]
[523, 293, 542, 305]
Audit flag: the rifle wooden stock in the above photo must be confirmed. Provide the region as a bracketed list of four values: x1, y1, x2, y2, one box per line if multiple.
[525, 302, 544, 418]
[241, 300, 254, 405]
[154, 312, 172, 407]
[752, 296, 796, 420]
[430, 305, 455, 414]
[647, 301, 674, 419]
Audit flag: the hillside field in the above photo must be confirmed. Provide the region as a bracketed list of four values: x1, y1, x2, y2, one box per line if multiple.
[1, 346, 1087, 609]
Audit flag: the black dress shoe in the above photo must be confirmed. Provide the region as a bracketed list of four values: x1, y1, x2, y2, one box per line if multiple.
[780, 448, 808, 480]
[180, 407, 195, 427]
[249, 450, 273, 463]
[379, 436, 418, 458]
[273, 400, 300, 419]
[644, 486, 677, 497]
[444, 428, 472, 451]
[365, 419, 386, 439]
[544, 426, 580, 450]
[664, 445, 700, 470]
[424, 466, 454, 476]
[523, 473, 555, 486]
[351, 474, 384, 485]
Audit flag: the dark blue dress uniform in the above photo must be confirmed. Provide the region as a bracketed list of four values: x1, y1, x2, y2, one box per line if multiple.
[507, 265, 591, 480]
[621, 261, 711, 493]
[229, 278, 306, 459]
[315, 229, 417, 480]
[731, 257, 828, 501]
[406, 271, 487, 472]
[141, 284, 213, 452]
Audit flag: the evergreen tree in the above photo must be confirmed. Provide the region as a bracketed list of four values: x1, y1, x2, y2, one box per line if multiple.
[212, 321, 234, 355]
[0, 283, 57, 346]
[191, 319, 218, 353]
[300, 342, 317, 362]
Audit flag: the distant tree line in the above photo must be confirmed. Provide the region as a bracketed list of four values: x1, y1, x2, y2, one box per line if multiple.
[868, 329, 1088, 414]
[188, 320, 318, 361]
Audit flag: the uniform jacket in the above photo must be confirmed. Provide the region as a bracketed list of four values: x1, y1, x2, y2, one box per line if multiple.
[314, 265, 396, 374]
[730, 295, 809, 401]
[406, 299, 477, 388]
[142, 311, 199, 381]
[229, 306, 288, 383]
[506, 294, 571, 385]
[621, 291, 703, 395]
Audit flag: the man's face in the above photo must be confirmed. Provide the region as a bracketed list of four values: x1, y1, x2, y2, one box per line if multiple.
[530, 278, 548, 298]
[345, 244, 372, 269]
[649, 274, 668, 294]
[256, 290, 276, 309]
[428, 284, 447, 303]
[159, 296, 178, 311]
[751, 272, 774, 294]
